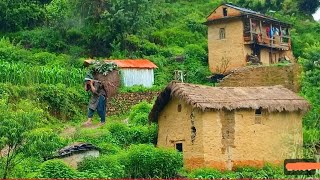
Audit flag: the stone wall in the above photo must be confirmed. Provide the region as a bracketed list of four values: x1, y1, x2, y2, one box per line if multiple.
[107, 91, 160, 115]
[218, 64, 301, 92]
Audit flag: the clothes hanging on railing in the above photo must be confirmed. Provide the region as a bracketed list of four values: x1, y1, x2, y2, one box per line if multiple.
[266, 27, 270, 37]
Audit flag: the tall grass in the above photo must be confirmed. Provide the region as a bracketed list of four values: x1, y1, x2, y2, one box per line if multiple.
[0, 61, 85, 86]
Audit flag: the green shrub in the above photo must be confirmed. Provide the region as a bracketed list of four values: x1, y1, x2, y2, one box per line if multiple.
[128, 101, 153, 125]
[96, 142, 122, 155]
[73, 128, 114, 146]
[106, 122, 158, 147]
[12, 28, 67, 53]
[188, 168, 223, 179]
[304, 128, 320, 146]
[25, 128, 67, 159]
[130, 124, 158, 145]
[125, 144, 183, 178]
[37, 83, 88, 119]
[77, 155, 125, 178]
[106, 122, 132, 147]
[38, 159, 76, 178]
[130, 112, 149, 126]
[234, 165, 285, 179]
[0, 83, 87, 120]
[9, 157, 42, 178]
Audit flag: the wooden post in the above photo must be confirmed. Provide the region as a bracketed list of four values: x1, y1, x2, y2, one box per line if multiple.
[280, 26, 282, 44]
[270, 23, 273, 64]
[270, 24, 273, 46]
[259, 20, 262, 43]
[250, 18, 253, 41]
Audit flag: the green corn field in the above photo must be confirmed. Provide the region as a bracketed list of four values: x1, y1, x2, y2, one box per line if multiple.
[0, 61, 86, 86]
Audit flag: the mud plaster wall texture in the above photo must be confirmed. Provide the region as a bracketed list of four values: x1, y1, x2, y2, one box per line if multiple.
[157, 97, 205, 169]
[107, 91, 159, 115]
[202, 109, 303, 170]
[207, 5, 242, 20]
[156, 98, 303, 170]
[218, 64, 301, 92]
[208, 19, 246, 73]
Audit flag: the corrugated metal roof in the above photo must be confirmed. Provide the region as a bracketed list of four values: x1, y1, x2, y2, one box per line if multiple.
[206, 3, 291, 26]
[84, 59, 157, 69]
[105, 59, 157, 69]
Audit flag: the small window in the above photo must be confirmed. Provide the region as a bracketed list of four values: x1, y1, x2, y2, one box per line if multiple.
[176, 143, 183, 152]
[255, 108, 262, 116]
[255, 108, 262, 124]
[223, 8, 228, 16]
[177, 104, 182, 112]
[219, 28, 226, 39]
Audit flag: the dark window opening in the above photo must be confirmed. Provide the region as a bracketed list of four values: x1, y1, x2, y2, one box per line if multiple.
[255, 108, 262, 115]
[255, 108, 262, 124]
[223, 8, 228, 16]
[219, 28, 226, 39]
[178, 104, 182, 112]
[176, 143, 183, 152]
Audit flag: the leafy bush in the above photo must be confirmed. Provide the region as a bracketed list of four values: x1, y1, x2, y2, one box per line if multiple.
[106, 122, 157, 147]
[0, 83, 87, 120]
[89, 60, 118, 75]
[9, 157, 42, 178]
[96, 142, 122, 155]
[234, 165, 285, 179]
[130, 124, 158, 145]
[0, 98, 48, 178]
[25, 128, 66, 159]
[37, 83, 88, 119]
[119, 85, 162, 93]
[128, 101, 153, 125]
[77, 155, 125, 178]
[130, 113, 149, 126]
[12, 28, 68, 53]
[188, 168, 222, 179]
[73, 128, 114, 146]
[187, 164, 285, 179]
[125, 144, 183, 178]
[38, 160, 76, 178]
[188, 168, 223, 179]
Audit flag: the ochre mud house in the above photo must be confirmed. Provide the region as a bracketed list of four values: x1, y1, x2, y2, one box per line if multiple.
[149, 82, 310, 170]
[205, 3, 294, 73]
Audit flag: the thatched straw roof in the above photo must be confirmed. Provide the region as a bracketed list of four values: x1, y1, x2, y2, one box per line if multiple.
[149, 82, 310, 122]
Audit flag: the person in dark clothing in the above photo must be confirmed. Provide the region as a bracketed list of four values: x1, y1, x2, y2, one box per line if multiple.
[83, 77, 107, 126]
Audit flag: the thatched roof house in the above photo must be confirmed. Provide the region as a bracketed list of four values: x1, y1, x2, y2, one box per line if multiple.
[149, 82, 310, 170]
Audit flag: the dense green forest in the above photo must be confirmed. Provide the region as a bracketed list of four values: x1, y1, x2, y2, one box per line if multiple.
[0, 0, 319, 178]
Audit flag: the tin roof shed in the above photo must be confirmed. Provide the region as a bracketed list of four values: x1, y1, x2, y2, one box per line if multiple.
[84, 59, 157, 87]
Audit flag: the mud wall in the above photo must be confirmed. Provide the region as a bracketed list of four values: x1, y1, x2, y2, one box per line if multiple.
[218, 64, 301, 92]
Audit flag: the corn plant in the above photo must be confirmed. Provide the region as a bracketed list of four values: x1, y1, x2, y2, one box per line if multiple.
[0, 61, 86, 86]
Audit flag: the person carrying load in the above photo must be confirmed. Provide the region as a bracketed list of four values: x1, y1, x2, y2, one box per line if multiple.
[83, 73, 107, 126]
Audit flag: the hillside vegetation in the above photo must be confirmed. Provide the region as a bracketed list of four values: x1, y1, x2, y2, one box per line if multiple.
[0, 0, 319, 178]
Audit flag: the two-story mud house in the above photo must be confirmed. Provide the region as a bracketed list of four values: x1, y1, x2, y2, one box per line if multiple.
[205, 3, 294, 73]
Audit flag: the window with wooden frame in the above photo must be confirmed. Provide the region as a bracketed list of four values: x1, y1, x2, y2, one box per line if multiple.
[219, 28, 226, 39]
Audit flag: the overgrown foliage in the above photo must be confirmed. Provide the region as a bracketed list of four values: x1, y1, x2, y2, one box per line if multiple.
[0, 0, 319, 178]
[37, 160, 76, 178]
[89, 61, 118, 76]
